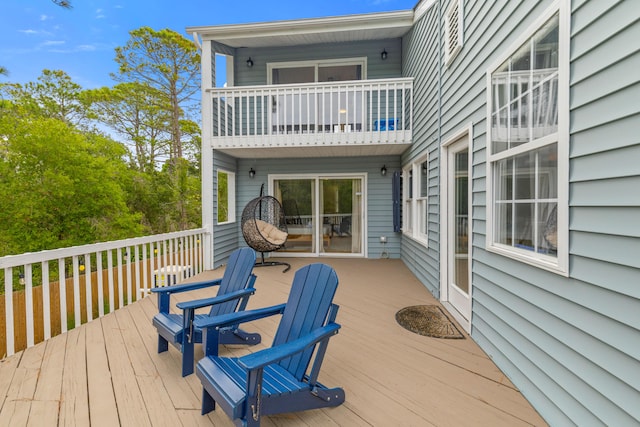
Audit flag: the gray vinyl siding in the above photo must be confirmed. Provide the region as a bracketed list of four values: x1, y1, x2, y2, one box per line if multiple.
[235, 156, 402, 259]
[234, 39, 403, 87]
[400, 5, 441, 296]
[427, 0, 640, 424]
[203, 2, 638, 422]
[212, 151, 239, 268]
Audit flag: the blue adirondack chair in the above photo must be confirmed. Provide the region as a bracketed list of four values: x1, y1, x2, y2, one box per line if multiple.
[152, 247, 261, 376]
[194, 263, 345, 426]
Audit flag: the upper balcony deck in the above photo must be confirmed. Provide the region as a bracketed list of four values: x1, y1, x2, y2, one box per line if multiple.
[206, 77, 413, 158]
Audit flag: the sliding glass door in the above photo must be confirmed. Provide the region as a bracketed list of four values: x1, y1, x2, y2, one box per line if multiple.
[272, 175, 364, 256]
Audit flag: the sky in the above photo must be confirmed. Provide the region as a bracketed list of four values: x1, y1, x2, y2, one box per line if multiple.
[0, 0, 418, 90]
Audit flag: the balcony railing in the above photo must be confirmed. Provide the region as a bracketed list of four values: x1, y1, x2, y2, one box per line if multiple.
[0, 228, 207, 358]
[209, 77, 413, 149]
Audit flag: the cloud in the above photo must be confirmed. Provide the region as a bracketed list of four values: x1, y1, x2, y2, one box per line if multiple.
[18, 28, 54, 37]
[95, 9, 106, 19]
[41, 40, 66, 46]
[40, 15, 51, 21]
[47, 43, 107, 54]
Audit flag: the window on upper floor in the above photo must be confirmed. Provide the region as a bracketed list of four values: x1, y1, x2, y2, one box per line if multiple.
[403, 156, 429, 245]
[268, 58, 367, 84]
[486, 4, 568, 275]
[217, 169, 236, 224]
[445, 0, 464, 65]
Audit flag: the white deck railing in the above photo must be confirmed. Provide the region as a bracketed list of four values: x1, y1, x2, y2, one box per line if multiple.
[209, 77, 413, 149]
[0, 228, 207, 358]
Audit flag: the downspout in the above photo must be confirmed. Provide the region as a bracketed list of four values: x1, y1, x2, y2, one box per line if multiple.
[437, 0, 443, 298]
[437, 0, 442, 150]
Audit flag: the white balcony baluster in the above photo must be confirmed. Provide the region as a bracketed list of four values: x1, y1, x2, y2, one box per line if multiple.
[0, 229, 206, 358]
[207, 77, 413, 150]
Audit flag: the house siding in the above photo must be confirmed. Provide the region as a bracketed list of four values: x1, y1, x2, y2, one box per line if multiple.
[200, 2, 639, 422]
[418, 0, 640, 425]
[212, 151, 239, 268]
[234, 156, 402, 259]
[233, 39, 403, 86]
[400, 5, 441, 296]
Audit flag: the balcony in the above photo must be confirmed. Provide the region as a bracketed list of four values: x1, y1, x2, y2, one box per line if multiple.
[207, 77, 413, 158]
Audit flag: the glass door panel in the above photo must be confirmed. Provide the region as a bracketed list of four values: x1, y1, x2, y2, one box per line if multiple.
[318, 65, 363, 132]
[320, 178, 362, 254]
[454, 150, 469, 294]
[276, 179, 316, 253]
[272, 67, 315, 84]
[318, 65, 362, 82]
[443, 135, 471, 327]
[275, 176, 363, 255]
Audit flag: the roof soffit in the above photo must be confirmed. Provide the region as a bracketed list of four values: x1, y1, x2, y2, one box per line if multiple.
[188, 10, 415, 49]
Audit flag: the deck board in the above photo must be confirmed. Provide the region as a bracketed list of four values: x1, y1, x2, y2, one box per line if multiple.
[0, 258, 547, 426]
[85, 318, 120, 427]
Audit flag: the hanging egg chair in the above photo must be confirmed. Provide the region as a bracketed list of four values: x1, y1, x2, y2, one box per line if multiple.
[241, 187, 291, 272]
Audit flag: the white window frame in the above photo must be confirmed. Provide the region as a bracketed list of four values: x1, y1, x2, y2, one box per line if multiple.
[216, 169, 236, 225]
[268, 173, 368, 258]
[445, 0, 464, 66]
[485, 0, 569, 275]
[403, 155, 429, 246]
[266, 57, 368, 85]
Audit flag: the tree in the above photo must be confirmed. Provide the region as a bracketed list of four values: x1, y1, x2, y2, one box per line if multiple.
[113, 27, 200, 162]
[113, 27, 201, 230]
[0, 114, 144, 256]
[1, 69, 88, 126]
[0, 66, 7, 76]
[84, 82, 172, 172]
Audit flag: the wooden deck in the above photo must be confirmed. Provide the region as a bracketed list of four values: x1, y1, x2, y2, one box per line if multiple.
[0, 258, 547, 426]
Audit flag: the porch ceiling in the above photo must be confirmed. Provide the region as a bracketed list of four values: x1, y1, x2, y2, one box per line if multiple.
[187, 10, 415, 49]
[214, 143, 411, 159]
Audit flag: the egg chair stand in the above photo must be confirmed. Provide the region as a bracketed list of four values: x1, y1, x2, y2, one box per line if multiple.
[241, 186, 291, 273]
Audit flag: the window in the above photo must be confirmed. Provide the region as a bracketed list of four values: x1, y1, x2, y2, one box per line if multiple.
[216, 170, 235, 224]
[487, 5, 568, 274]
[403, 156, 429, 245]
[268, 58, 367, 84]
[403, 165, 413, 234]
[445, 0, 464, 65]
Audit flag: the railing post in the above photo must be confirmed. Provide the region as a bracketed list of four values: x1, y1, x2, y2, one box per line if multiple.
[42, 261, 51, 339]
[4, 267, 15, 357]
[72, 255, 81, 328]
[107, 249, 114, 315]
[25, 263, 34, 348]
[59, 258, 67, 333]
[97, 252, 104, 317]
[85, 253, 92, 322]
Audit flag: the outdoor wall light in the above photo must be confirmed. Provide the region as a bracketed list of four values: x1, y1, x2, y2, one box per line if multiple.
[246, 57, 254, 68]
[249, 167, 256, 178]
[380, 165, 387, 176]
[381, 49, 388, 60]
